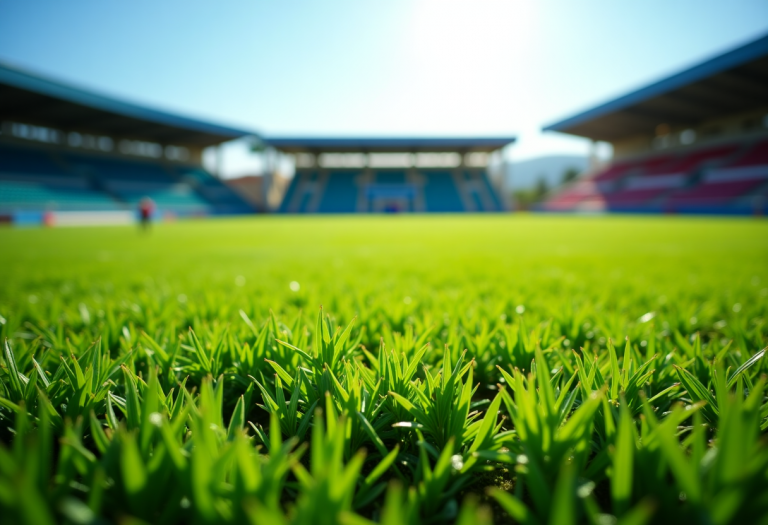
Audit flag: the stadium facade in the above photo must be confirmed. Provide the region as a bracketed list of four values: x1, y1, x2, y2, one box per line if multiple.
[544, 33, 768, 215]
[0, 62, 255, 224]
[265, 137, 513, 213]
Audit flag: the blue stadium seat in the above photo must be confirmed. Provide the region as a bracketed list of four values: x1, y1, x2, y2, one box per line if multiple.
[422, 170, 465, 212]
[0, 180, 120, 212]
[279, 175, 300, 213]
[175, 167, 254, 214]
[59, 154, 210, 214]
[64, 153, 175, 182]
[280, 171, 322, 213]
[102, 180, 210, 212]
[374, 170, 406, 184]
[317, 171, 358, 213]
[0, 145, 122, 212]
[479, 172, 503, 210]
[0, 144, 67, 176]
[0, 144, 255, 215]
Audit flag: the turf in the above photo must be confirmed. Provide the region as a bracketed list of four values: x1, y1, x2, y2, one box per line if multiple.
[1, 215, 767, 524]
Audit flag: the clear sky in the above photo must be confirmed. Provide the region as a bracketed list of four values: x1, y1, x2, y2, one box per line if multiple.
[1, 0, 767, 177]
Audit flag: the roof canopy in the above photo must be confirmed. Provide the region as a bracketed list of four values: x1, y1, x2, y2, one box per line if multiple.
[543, 33, 768, 142]
[264, 136, 515, 153]
[0, 62, 256, 147]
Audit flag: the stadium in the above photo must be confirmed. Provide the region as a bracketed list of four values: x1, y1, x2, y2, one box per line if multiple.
[0, 61, 254, 225]
[2, 34, 766, 220]
[268, 137, 510, 213]
[544, 34, 768, 215]
[0, 61, 515, 221]
[1, 5, 768, 525]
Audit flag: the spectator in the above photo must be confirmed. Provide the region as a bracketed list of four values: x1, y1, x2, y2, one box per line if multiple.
[138, 197, 155, 230]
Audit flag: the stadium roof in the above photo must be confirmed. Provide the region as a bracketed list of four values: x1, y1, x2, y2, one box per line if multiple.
[263, 136, 516, 153]
[543, 33, 768, 142]
[0, 61, 256, 147]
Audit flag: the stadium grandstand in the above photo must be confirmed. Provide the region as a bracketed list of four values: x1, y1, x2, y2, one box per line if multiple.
[265, 137, 513, 213]
[0, 62, 255, 224]
[543, 33, 768, 215]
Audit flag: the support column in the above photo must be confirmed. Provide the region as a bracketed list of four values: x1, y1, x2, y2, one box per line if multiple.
[589, 140, 599, 171]
[216, 144, 224, 179]
[263, 148, 274, 211]
[497, 148, 511, 211]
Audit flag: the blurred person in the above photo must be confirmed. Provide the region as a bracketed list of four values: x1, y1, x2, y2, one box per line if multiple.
[138, 197, 155, 230]
[42, 210, 55, 227]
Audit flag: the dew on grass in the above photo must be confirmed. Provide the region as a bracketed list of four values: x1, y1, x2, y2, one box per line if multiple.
[638, 312, 655, 323]
[577, 481, 595, 498]
[3, 215, 765, 522]
[78, 303, 90, 325]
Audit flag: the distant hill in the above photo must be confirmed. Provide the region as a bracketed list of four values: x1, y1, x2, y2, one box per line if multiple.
[504, 155, 589, 190]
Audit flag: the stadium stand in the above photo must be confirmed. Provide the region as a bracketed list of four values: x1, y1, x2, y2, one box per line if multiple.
[0, 61, 255, 222]
[0, 143, 121, 213]
[265, 137, 514, 213]
[421, 170, 465, 212]
[317, 171, 359, 213]
[542, 33, 768, 215]
[174, 166, 254, 214]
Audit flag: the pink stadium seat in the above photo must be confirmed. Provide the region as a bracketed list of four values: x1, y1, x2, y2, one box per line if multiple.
[593, 154, 673, 181]
[633, 154, 676, 174]
[723, 140, 768, 168]
[604, 187, 669, 205]
[665, 179, 766, 205]
[592, 164, 629, 182]
[643, 145, 740, 176]
[545, 181, 600, 209]
[545, 142, 768, 211]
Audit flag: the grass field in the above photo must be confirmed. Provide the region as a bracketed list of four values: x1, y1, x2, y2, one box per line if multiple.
[1, 215, 767, 524]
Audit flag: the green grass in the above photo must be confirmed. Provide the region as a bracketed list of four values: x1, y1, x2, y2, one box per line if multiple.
[1, 214, 767, 525]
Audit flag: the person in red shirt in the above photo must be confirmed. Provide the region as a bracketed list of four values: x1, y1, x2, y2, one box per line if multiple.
[138, 197, 155, 230]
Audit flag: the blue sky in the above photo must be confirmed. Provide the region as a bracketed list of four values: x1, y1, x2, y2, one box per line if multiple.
[1, 0, 767, 177]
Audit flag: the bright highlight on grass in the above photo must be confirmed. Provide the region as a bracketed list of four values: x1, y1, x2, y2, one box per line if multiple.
[0, 215, 767, 524]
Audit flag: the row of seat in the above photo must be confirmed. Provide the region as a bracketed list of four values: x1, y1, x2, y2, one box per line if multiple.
[547, 139, 768, 213]
[0, 144, 252, 215]
[279, 169, 500, 213]
[175, 168, 258, 214]
[0, 180, 119, 211]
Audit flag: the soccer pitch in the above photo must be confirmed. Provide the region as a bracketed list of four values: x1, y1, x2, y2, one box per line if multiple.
[1, 215, 767, 524]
